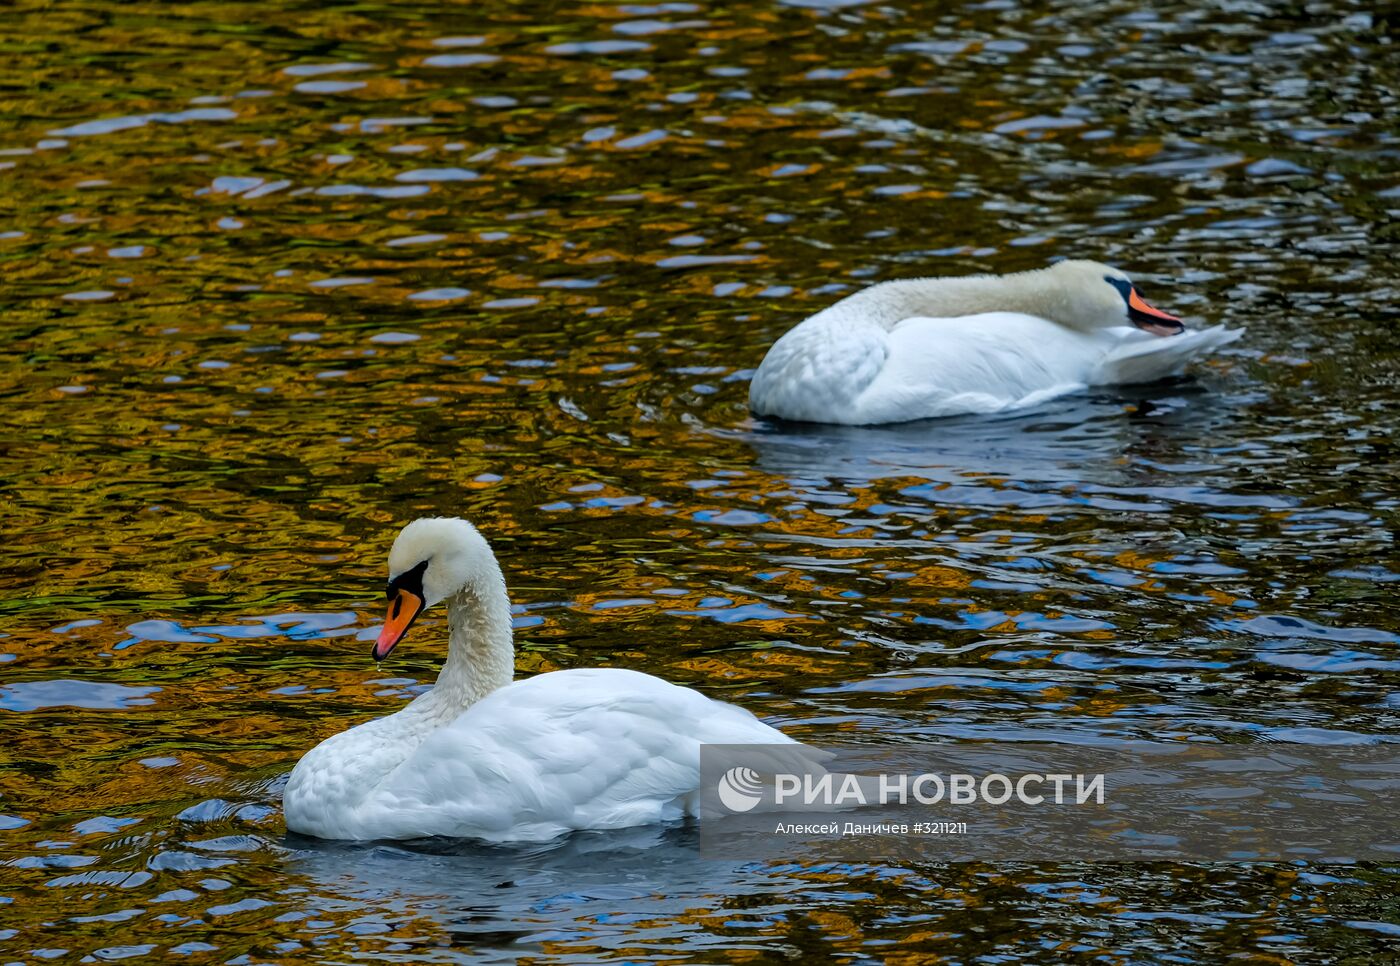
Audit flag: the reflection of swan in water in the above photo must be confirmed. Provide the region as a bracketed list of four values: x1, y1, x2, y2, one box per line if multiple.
[285, 827, 798, 959]
[736, 385, 1236, 484]
[727, 380, 1253, 514]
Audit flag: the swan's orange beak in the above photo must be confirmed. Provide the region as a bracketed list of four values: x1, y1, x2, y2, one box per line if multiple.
[373, 589, 423, 661]
[1128, 287, 1185, 337]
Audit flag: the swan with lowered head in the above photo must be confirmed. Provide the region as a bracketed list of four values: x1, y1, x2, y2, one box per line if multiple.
[283, 516, 800, 842]
[748, 259, 1241, 425]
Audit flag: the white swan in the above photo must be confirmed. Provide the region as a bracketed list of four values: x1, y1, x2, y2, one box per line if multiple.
[283, 517, 800, 842]
[748, 260, 1242, 425]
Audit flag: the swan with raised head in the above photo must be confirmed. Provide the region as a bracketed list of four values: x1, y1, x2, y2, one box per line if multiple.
[283, 516, 800, 842]
[749, 260, 1241, 425]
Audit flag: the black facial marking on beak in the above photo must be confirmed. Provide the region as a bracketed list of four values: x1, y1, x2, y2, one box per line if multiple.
[386, 559, 430, 601]
[374, 559, 430, 661]
[1105, 275, 1185, 336]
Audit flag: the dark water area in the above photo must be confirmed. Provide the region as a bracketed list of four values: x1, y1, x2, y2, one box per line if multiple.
[1, 0, 1398, 961]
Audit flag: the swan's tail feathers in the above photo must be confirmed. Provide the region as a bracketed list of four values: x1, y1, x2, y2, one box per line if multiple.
[1096, 325, 1242, 386]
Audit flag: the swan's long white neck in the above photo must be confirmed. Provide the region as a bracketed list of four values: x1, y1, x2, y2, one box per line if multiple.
[429, 580, 515, 716]
[811, 267, 1088, 333]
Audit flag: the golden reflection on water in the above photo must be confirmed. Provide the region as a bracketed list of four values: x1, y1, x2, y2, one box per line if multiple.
[3, 0, 1399, 960]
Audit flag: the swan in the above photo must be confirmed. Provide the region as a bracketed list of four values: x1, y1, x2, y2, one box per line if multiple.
[283, 516, 802, 842]
[748, 259, 1242, 425]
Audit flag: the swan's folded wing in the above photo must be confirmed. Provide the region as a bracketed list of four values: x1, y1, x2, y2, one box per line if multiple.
[849, 313, 1097, 423]
[359, 668, 795, 841]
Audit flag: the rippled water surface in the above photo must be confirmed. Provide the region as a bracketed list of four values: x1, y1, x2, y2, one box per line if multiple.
[3, 0, 1398, 961]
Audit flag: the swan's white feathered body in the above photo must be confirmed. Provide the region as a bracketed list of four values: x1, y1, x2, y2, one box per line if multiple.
[285, 667, 791, 842]
[749, 261, 1242, 425]
[283, 518, 796, 843]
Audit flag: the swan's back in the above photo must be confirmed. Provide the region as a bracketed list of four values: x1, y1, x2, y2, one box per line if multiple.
[324, 668, 793, 841]
[753, 310, 1119, 424]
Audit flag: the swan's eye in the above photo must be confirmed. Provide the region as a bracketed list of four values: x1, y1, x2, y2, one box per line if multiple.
[385, 559, 431, 601]
[1103, 275, 1133, 305]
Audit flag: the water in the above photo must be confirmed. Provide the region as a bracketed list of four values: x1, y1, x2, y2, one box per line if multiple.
[2, 0, 1398, 960]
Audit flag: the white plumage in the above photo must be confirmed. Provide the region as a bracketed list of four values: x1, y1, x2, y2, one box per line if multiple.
[283, 518, 797, 842]
[749, 260, 1242, 425]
